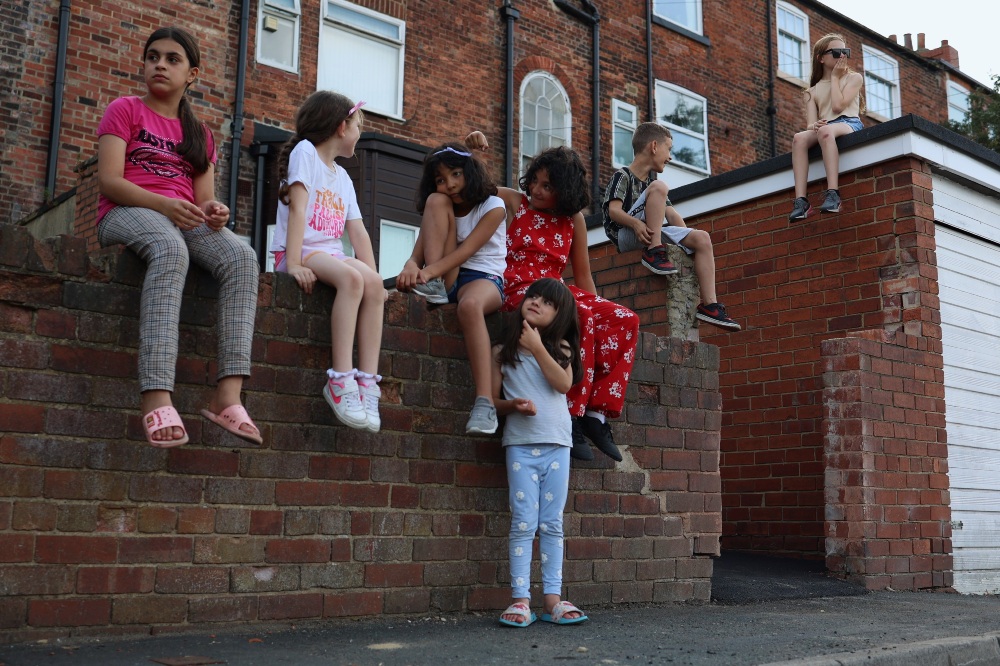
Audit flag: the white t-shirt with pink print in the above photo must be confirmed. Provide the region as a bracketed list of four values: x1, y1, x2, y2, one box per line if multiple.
[270, 139, 361, 267]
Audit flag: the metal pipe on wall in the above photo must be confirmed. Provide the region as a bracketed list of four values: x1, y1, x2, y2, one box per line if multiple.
[45, 0, 72, 200]
[501, 1, 520, 187]
[227, 0, 251, 229]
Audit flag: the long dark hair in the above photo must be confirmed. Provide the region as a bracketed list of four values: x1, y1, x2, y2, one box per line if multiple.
[497, 278, 582, 384]
[144, 27, 210, 174]
[277, 90, 363, 205]
[518, 146, 590, 217]
[415, 143, 497, 213]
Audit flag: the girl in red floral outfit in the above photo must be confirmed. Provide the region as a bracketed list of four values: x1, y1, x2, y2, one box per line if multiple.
[466, 132, 639, 462]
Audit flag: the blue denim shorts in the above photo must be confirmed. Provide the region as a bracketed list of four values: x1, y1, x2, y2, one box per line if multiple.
[447, 267, 504, 304]
[828, 116, 863, 132]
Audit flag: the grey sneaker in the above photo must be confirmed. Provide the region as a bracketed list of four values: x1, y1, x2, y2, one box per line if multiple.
[819, 189, 841, 213]
[788, 197, 812, 221]
[465, 396, 498, 435]
[412, 277, 450, 304]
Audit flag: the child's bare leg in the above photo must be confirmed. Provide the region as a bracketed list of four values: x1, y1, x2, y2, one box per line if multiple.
[791, 129, 819, 198]
[421, 193, 460, 287]
[306, 254, 364, 372]
[641, 180, 671, 246]
[816, 123, 855, 191]
[347, 259, 386, 375]
[681, 229, 717, 304]
[455, 280, 503, 400]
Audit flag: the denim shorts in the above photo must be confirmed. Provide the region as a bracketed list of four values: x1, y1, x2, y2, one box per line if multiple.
[447, 267, 504, 304]
[828, 116, 863, 132]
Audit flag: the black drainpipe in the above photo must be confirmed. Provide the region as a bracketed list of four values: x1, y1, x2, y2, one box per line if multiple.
[249, 143, 271, 269]
[500, 1, 520, 187]
[227, 0, 251, 229]
[765, 0, 777, 157]
[646, 0, 654, 121]
[45, 0, 72, 200]
[555, 0, 601, 210]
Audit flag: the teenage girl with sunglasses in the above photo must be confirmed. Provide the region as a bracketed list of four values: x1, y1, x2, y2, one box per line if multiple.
[789, 33, 865, 221]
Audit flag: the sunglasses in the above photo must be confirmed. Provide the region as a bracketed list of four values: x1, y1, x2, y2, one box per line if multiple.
[822, 48, 851, 59]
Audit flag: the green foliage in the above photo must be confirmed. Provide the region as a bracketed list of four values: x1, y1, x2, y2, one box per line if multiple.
[947, 74, 1000, 153]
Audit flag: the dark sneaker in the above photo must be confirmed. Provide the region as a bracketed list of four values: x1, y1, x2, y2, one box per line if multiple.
[819, 189, 841, 213]
[465, 396, 498, 435]
[576, 415, 622, 462]
[640, 246, 679, 276]
[412, 277, 450, 304]
[570, 419, 595, 461]
[788, 197, 812, 221]
[696, 302, 741, 331]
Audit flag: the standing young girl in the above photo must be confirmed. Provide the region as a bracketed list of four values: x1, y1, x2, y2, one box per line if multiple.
[97, 26, 261, 448]
[466, 133, 639, 463]
[492, 278, 588, 627]
[789, 33, 865, 221]
[270, 91, 385, 432]
[395, 144, 507, 434]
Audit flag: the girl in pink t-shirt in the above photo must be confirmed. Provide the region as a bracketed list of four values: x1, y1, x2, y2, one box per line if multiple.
[97, 27, 261, 448]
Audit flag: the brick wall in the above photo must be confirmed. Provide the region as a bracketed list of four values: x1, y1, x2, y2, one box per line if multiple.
[822, 329, 951, 591]
[608, 155, 942, 571]
[0, 224, 721, 640]
[4, 0, 963, 231]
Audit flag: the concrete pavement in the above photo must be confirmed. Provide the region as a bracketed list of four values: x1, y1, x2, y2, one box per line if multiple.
[1, 552, 998, 665]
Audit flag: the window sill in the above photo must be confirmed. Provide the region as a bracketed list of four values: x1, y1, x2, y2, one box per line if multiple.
[651, 16, 710, 47]
[776, 71, 807, 89]
[864, 111, 897, 124]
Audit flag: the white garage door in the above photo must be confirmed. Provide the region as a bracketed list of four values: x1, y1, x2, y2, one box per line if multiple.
[936, 178, 1000, 594]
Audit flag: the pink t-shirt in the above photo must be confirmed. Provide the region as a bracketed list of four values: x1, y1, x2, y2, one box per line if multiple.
[96, 96, 217, 223]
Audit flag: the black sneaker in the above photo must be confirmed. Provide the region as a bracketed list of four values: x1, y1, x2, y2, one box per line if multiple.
[640, 246, 679, 276]
[788, 197, 812, 221]
[570, 419, 595, 461]
[576, 415, 622, 462]
[819, 189, 841, 213]
[696, 302, 741, 331]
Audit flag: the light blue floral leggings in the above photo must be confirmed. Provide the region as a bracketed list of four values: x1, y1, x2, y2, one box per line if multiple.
[506, 444, 571, 598]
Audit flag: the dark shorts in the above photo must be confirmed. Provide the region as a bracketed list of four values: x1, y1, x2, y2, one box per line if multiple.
[447, 267, 505, 304]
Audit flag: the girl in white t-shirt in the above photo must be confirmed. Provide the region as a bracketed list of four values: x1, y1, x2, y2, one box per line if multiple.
[396, 144, 507, 435]
[271, 91, 385, 432]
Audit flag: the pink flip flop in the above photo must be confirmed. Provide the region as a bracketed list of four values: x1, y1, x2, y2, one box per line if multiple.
[200, 405, 263, 445]
[144, 406, 189, 448]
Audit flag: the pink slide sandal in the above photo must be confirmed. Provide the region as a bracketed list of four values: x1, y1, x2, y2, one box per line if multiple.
[144, 406, 189, 448]
[200, 405, 263, 445]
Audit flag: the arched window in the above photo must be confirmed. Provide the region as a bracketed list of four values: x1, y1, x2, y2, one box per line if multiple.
[519, 71, 571, 177]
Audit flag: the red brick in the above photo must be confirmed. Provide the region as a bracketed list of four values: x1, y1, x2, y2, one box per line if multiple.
[118, 537, 193, 564]
[258, 593, 323, 620]
[155, 567, 230, 594]
[265, 538, 331, 563]
[365, 563, 424, 587]
[35, 536, 118, 564]
[28, 599, 111, 627]
[77, 567, 156, 594]
[323, 591, 383, 617]
[167, 448, 240, 477]
[0, 534, 33, 562]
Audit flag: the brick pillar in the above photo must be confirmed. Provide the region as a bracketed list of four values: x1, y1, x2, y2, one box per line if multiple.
[822, 329, 952, 591]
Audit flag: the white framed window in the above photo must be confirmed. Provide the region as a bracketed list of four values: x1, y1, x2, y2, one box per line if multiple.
[379, 220, 417, 279]
[611, 100, 638, 168]
[654, 81, 710, 175]
[256, 0, 300, 72]
[652, 0, 702, 35]
[519, 71, 572, 176]
[776, 1, 809, 81]
[862, 45, 901, 120]
[318, 0, 405, 119]
[947, 80, 970, 124]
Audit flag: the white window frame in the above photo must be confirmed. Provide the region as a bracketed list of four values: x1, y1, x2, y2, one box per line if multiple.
[652, 0, 703, 36]
[519, 71, 572, 177]
[318, 0, 405, 119]
[256, 0, 301, 73]
[862, 45, 901, 121]
[654, 80, 711, 176]
[776, 1, 809, 83]
[378, 219, 418, 280]
[947, 80, 971, 125]
[611, 99, 638, 168]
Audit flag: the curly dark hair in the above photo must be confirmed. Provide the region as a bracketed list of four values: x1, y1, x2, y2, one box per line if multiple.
[415, 143, 497, 213]
[496, 278, 582, 385]
[518, 146, 590, 217]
